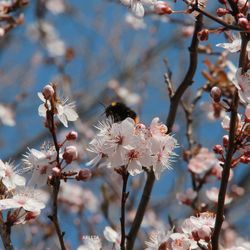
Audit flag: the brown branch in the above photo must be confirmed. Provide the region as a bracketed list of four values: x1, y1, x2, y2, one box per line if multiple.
[120, 172, 129, 250]
[126, 170, 155, 250]
[211, 33, 249, 250]
[0, 216, 13, 250]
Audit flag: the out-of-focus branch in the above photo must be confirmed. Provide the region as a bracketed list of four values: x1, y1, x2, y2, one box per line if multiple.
[0, 214, 13, 250]
[211, 33, 249, 250]
[126, 14, 203, 250]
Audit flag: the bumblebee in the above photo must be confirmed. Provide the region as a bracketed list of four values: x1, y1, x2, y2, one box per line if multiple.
[105, 102, 139, 123]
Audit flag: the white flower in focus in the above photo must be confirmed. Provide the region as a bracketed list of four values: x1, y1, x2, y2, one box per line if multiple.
[23, 147, 57, 187]
[77, 237, 102, 250]
[103, 226, 120, 250]
[0, 104, 15, 126]
[0, 160, 25, 190]
[150, 135, 177, 179]
[0, 188, 47, 212]
[38, 92, 78, 127]
[206, 187, 233, 205]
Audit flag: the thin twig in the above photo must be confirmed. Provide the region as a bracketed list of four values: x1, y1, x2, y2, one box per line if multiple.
[0, 215, 13, 250]
[120, 172, 129, 250]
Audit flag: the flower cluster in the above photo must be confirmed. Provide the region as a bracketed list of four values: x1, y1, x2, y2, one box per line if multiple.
[87, 117, 177, 179]
[145, 212, 215, 250]
[0, 160, 48, 224]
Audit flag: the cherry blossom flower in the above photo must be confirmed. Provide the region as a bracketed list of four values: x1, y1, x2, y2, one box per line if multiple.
[188, 148, 220, 175]
[59, 182, 98, 213]
[217, 36, 250, 60]
[45, 0, 66, 15]
[22, 147, 58, 187]
[87, 117, 177, 179]
[145, 230, 172, 250]
[176, 188, 197, 206]
[120, 0, 157, 18]
[0, 188, 48, 212]
[221, 114, 243, 131]
[233, 68, 250, 104]
[0, 160, 25, 190]
[77, 237, 102, 250]
[206, 187, 233, 205]
[0, 103, 15, 126]
[38, 92, 78, 127]
[103, 226, 120, 249]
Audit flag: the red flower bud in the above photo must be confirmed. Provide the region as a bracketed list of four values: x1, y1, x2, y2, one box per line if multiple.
[76, 169, 92, 181]
[210, 86, 222, 103]
[63, 146, 78, 164]
[42, 84, 54, 100]
[66, 131, 78, 141]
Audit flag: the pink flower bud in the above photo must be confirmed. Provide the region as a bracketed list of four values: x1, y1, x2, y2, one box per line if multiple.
[63, 145, 78, 164]
[223, 135, 229, 147]
[240, 155, 250, 163]
[216, 8, 229, 17]
[76, 168, 92, 181]
[198, 29, 209, 41]
[154, 1, 172, 15]
[218, 0, 227, 4]
[42, 84, 54, 100]
[238, 17, 249, 29]
[52, 167, 61, 176]
[197, 225, 211, 241]
[213, 144, 223, 154]
[210, 86, 222, 102]
[66, 131, 78, 141]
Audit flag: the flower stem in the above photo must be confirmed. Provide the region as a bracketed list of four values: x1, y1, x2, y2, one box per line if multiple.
[120, 172, 129, 250]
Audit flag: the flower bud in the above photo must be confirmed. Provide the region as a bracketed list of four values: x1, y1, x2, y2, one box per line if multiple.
[154, 1, 173, 15]
[240, 155, 250, 163]
[63, 145, 78, 164]
[216, 8, 229, 17]
[197, 225, 211, 241]
[76, 169, 92, 181]
[198, 29, 209, 41]
[238, 18, 249, 29]
[66, 131, 78, 141]
[213, 144, 223, 154]
[223, 135, 229, 147]
[52, 167, 61, 176]
[210, 86, 222, 102]
[42, 84, 54, 100]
